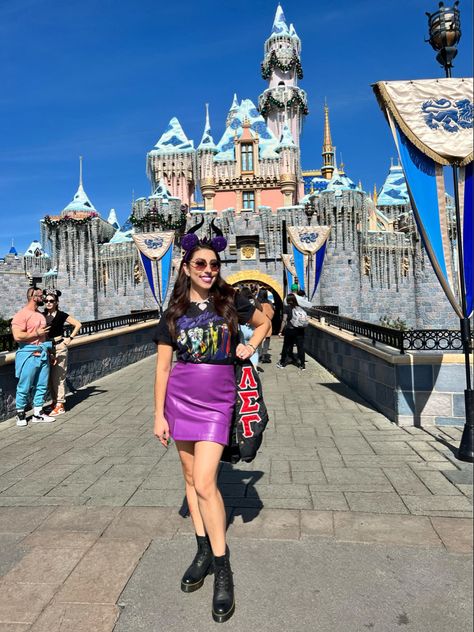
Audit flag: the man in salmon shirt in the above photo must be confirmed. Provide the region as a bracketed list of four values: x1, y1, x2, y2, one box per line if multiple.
[11, 287, 55, 427]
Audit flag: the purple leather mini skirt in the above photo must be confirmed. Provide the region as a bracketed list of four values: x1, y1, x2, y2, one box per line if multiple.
[164, 362, 236, 445]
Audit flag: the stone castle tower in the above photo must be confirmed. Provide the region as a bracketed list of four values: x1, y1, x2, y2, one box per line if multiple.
[258, 4, 307, 149]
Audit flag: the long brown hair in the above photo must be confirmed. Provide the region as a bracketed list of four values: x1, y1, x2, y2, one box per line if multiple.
[166, 244, 238, 339]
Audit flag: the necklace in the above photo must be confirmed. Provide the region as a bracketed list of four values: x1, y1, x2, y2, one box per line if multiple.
[190, 297, 211, 311]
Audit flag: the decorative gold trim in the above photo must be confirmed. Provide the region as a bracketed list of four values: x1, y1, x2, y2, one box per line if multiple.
[374, 82, 451, 166]
[224, 270, 284, 300]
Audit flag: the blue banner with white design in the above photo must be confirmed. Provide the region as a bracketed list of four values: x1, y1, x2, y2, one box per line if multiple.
[133, 232, 174, 308]
[374, 78, 473, 318]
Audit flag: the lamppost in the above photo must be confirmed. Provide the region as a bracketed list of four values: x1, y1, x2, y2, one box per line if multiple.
[426, 1, 473, 462]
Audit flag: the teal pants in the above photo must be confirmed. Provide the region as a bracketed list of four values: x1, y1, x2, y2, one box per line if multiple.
[15, 354, 50, 410]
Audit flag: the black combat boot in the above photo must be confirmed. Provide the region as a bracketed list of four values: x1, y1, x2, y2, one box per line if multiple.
[181, 534, 213, 593]
[212, 549, 235, 623]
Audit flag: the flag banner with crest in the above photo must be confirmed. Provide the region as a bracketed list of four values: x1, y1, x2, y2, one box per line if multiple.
[287, 226, 331, 298]
[132, 232, 174, 308]
[373, 78, 473, 318]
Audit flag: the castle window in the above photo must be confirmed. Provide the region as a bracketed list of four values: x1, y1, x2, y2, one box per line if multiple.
[242, 191, 255, 211]
[241, 143, 254, 172]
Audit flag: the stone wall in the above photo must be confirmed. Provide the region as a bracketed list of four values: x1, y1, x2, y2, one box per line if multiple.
[0, 256, 32, 319]
[304, 319, 467, 426]
[0, 321, 157, 422]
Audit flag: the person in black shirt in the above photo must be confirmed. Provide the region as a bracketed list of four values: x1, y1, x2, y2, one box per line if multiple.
[153, 224, 269, 623]
[277, 293, 306, 370]
[43, 290, 82, 415]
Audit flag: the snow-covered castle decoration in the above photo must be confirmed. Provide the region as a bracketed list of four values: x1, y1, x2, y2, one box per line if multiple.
[0, 4, 457, 328]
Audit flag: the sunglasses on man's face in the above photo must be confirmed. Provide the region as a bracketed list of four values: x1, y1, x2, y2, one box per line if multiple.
[189, 259, 221, 272]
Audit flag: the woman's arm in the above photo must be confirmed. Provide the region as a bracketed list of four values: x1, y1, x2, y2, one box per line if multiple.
[154, 343, 173, 447]
[279, 313, 288, 336]
[236, 309, 270, 359]
[65, 315, 82, 340]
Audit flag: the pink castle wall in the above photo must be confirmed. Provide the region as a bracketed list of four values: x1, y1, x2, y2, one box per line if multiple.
[214, 191, 237, 211]
[260, 189, 284, 210]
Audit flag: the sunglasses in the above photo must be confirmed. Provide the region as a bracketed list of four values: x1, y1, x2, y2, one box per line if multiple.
[44, 299, 56, 304]
[189, 258, 221, 272]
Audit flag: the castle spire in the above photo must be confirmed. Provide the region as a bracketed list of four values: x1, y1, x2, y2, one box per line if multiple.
[373, 184, 378, 206]
[79, 155, 83, 188]
[198, 103, 217, 151]
[63, 157, 97, 214]
[271, 4, 289, 35]
[226, 94, 239, 127]
[321, 103, 335, 180]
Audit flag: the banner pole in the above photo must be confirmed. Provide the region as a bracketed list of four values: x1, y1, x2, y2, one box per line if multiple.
[452, 164, 474, 462]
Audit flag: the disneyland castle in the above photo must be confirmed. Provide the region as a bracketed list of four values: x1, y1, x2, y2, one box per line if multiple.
[0, 5, 457, 329]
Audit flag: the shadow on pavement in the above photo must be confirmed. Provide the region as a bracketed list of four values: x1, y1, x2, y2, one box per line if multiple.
[176, 464, 264, 527]
[318, 381, 378, 410]
[64, 384, 108, 410]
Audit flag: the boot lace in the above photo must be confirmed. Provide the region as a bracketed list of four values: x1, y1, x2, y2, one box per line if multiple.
[215, 565, 232, 591]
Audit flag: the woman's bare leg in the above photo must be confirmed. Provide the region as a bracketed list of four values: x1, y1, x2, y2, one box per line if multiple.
[192, 441, 226, 556]
[175, 440, 206, 536]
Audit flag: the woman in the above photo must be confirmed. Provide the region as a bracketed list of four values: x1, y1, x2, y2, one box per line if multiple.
[153, 224, 269, 624]
[277, 293, 306, 371]
[257, 288, 274, 363]
[43, 290, 82, 415]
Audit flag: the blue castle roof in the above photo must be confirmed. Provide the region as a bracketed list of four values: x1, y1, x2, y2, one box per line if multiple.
[378, 163, 409, 206]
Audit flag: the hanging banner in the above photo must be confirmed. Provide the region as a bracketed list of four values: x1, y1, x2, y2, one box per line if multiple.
[311, 238, 330, 301]
[287, 226, 331, 255]
[373, 79, 473, 318]
[374, 78, 473, 166]
[132, 232, 174, 306]
[287, 226, 331, 296]
[281, 253, 296, 293]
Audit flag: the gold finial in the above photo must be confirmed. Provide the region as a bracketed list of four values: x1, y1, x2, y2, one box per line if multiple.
[323, 102, 333, 153]
[373, 183, 378, 206]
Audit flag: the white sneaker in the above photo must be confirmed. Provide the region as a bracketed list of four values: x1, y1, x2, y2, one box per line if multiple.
[31, 411, 55, 423]
[16, 411, 27, 427]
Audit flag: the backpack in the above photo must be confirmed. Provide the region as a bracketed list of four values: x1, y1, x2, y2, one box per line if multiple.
[290, 306, 309, 328]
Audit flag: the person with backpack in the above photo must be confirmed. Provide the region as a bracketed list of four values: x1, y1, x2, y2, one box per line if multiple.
[276, 293, 308, 371]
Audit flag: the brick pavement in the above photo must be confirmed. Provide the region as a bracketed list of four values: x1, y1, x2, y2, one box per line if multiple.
[0, 340, 472, 630]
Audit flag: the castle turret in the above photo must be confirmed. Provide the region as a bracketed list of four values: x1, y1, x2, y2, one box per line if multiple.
[197, 104, 218, 211]
[277, 124, 298, 206]
[258, 4, 307, 148]
[321, 104, 335, 180]
[146, 117, 195, 208]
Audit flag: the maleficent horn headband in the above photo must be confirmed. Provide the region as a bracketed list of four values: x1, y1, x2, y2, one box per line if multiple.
[181, 217, 227, 259]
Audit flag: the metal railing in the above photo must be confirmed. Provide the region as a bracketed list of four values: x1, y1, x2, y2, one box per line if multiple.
[308, 308, 405, 353]
[307, 308, 473, 354]
[0, 310, 159, 354]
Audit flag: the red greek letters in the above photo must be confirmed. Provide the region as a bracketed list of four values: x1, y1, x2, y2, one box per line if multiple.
[237, 367, 261, 437]
[238, 366, 258, 390]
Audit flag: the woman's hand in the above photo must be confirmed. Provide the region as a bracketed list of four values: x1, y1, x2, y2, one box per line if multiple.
[154, 415, 171, 448]
[236, 343, 254, 360]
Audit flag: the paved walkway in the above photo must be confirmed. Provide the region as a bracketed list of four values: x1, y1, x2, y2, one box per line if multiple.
[0, 340, 472, 631]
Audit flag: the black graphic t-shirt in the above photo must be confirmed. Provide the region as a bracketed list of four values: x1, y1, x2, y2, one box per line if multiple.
[153, 293, 255, 365]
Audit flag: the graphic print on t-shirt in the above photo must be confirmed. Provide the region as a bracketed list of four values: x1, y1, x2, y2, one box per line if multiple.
[176, 310, 232, 363]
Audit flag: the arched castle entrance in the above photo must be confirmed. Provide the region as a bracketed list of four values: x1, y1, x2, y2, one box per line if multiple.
[224, 270, 284, 334]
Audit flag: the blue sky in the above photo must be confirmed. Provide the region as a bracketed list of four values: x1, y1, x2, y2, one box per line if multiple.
[0, 0, 472, 256]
